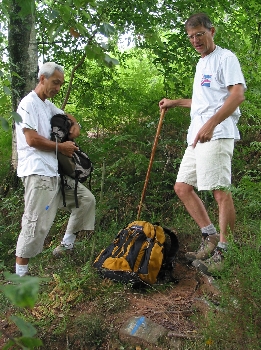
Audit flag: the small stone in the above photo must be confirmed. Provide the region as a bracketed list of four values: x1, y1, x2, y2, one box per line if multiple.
[119, 315, 168, 345]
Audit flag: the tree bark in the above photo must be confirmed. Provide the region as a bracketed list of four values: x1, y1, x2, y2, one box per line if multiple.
[8, 0, 37, 170]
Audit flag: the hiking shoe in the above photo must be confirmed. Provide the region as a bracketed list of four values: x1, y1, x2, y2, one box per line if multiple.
[53, 243, 73, 258]
[192, 246, 226, 276]
[185, 234, 219, 262]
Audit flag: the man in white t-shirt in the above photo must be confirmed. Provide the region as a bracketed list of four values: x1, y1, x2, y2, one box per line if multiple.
[15, 62, 96, 277]
[159, 13, 246, 275]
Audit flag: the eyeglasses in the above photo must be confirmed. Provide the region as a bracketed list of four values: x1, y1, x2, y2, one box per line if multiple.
[187, 31, 206, 41]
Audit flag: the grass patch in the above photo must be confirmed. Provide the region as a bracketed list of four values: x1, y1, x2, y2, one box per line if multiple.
[69, 314, 109, 348]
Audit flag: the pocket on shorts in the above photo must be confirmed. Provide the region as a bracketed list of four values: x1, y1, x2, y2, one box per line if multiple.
[35, 175, 58, 191]
[21, 212, 38, 238]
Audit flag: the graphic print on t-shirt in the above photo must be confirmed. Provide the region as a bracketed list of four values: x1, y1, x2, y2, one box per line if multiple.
[201, 74, 212, 87]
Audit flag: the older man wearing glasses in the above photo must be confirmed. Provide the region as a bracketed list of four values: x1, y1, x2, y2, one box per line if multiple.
[159, 13, 246, 275]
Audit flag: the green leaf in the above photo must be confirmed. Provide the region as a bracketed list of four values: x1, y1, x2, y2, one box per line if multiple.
[10, 316, 37, 337]
[19, 337, 43, 347]
[57, 5, 73, 23]
[0, 95, 8, 105]
[98, 23, 115, 37]
[47, 22, 59, 41]
[145, 32, 165, 47]
[74, 22, 88, 36]
[16, 0, 35, 17]
[3, 336, 43, 350]
[2, 339, 16, 350]
[0, 117, 9, 131]
[0, 272, 41, 308]
[81, 9, 91, 21]
[85, 44, 104, 60]
[3, 86, 11, 95]
[11, 71, 22, 79]
[52, 24, 64, 41]
[104, 54, 119, 67]
[74, 0, 87, 9]
[100, 42, 109, 50]
[48, 9, 59, 20]
[85, 46, 98, 59]
[11, 111, 23, 124]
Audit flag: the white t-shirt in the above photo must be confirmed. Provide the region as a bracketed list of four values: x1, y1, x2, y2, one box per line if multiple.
[16, 91, 64, 177]
[187, 45, 247, 146]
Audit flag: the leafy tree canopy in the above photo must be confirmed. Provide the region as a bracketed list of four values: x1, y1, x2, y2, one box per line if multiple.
[0, 0, 260, 130]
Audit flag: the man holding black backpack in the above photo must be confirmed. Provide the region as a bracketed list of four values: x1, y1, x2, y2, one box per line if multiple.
[15, 62, 96, 277]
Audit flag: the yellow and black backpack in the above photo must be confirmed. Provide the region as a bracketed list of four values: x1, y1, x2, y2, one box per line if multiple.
[93, 221, 179, 287]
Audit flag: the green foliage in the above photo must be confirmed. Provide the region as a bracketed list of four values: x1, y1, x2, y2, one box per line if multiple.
[199, 231, 261, 350]
[0, 273, 42, 308]
[0, 188, 24, 265]
[0, 2, 261, 348]
[62, 48, 165, 132]
[10, 315, 37, 338]
[0, 273, 43, 349]
[69, 314, 109, 348]
[233, 174, 261, 218]
[0, 64, 13, 131]
[2, 333, 42, 350]
[0, 106, 261, 348]
[0, 128, 12, 179]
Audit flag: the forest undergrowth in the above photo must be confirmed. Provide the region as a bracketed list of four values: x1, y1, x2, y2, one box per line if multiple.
[0, 109, 261, 349]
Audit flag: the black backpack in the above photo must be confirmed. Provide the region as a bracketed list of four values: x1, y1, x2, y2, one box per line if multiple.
[50, 114, 93, 208]
[93, 221, 179, 288]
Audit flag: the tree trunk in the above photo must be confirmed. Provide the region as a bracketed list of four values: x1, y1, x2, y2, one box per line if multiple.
[8, 0, 37, 170]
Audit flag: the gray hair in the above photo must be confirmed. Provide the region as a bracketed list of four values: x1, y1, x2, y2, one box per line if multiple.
[185, 13, 213, 30]
[37, 62, 64, 80]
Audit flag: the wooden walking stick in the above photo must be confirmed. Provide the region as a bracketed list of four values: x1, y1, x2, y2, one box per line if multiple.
[137, 108, 166, 220]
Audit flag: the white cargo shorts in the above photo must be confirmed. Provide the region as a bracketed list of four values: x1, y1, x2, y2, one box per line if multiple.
[176, 139, 234, 191]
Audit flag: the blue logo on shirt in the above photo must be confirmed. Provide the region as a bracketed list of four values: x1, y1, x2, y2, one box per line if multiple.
[201, 74, 212, 87]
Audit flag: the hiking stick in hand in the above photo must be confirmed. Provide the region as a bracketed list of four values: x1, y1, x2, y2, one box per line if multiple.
[137, 108, 166, 220]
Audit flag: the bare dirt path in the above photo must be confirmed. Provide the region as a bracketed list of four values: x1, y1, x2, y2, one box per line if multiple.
[104, 248, 220, 349]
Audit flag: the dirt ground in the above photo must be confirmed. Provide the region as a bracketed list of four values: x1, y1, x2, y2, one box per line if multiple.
[69, 243, 220, 350]
[108, 251, 220, 349]
[0, 243, 220, 350]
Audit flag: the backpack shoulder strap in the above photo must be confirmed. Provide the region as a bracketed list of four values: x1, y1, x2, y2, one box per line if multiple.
[60, 174, 66, 207]
[162, 227, 179, 265]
